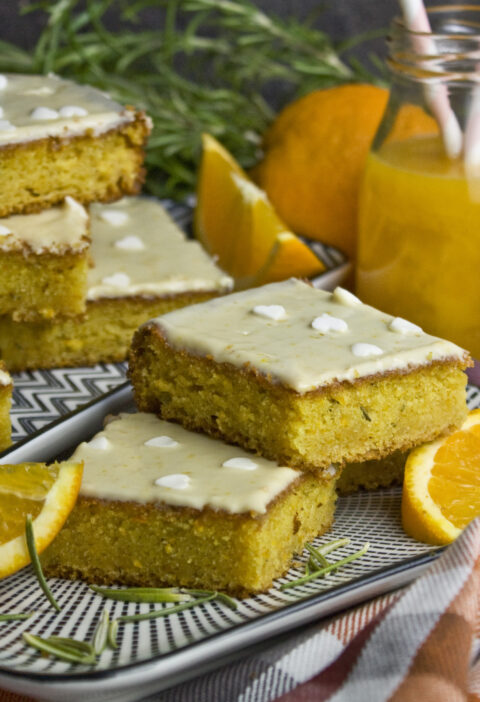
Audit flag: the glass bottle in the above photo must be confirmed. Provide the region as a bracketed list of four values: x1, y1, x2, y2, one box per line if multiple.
[356, 5, 480, 360]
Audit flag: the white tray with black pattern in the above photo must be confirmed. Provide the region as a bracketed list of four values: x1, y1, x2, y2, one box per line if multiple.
[0, 384, 478, 702]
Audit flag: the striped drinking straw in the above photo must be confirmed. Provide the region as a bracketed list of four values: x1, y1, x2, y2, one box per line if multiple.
[399, 0, 463, 159]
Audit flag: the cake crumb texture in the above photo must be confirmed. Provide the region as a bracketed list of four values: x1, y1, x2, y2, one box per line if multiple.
[0, 116, 150, 217]
[0, 293, 217, 372]
[129, 325, 469, 471]
[0, 250, 88, 321]
[41, 473, 336, 596]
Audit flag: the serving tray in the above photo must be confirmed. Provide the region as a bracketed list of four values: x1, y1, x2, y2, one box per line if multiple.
[1, 382, 478, 702]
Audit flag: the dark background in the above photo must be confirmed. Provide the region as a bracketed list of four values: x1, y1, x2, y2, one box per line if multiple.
[0, 1, 398, 61]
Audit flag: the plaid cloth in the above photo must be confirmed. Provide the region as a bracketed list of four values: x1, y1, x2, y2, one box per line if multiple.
[2, 519, 480, 702]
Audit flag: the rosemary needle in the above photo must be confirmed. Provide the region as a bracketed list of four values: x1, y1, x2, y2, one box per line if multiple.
[116, 593, 215, 623]
[0, 613, 33, 622]
[92, 608, 110, 655]
[25, 515, 61, 612]
[182, 589, 239, 611]
[89, 585, 192, 603]
[23, 633, 96, 665]
[108, 619, 118, 650]
[305, 543, 330, 569]
[280, 543, 370, 590]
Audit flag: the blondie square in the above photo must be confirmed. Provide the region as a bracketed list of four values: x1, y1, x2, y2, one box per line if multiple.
[129, 278, 471, 473]
[0, 197, 232, 370]
[0, 197, 89, 321]
[41, 412, 337, 595]
[0, 73, 150, 217]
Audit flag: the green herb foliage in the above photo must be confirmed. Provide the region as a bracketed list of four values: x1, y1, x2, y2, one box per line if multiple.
[0, 0, 380, 199]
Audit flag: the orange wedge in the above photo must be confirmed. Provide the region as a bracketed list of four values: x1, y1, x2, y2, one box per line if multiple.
[0, 461, 83, 578]
[247, 232, 325, 287]
[402, 410, 480, 545]
[194, 133, 325, 287]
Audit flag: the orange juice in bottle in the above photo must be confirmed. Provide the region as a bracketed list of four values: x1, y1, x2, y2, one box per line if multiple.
[356, 5, 480, 358]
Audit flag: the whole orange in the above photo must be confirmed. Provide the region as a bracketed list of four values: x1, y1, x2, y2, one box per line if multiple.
[251, 84, 389, 258]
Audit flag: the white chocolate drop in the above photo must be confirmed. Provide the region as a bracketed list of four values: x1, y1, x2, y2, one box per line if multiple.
[0, 225, 12, 236]
[222, 457, 258, 471]
[155, 473, 190, 490]
[352, 342, 383, 357]
[145, 436, 179, 448]
[311, 313, 348, 333]
[99, 210, 129, 227]
[252, 305, 286, 321]
[0, 75, 8, 90]
[389, 317, 423, 335]
[114, 235, 145, 251]
[88, 436, 110, 450]
[101, 272, 131, 288]
[332, 287, 361, 307]
[0, 120, 15, 131]
[30, 106, 59, 121]
[59, 105, 88, 118]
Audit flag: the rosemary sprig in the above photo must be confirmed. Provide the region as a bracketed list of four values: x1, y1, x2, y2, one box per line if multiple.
[25, 515, 61, 612]
[89, 585, 192, 603]
[0, 0, 380, 199]
[116, 592, 215, 622]
[23, 632, 96, 665]
[280, 542, 370, 590]
[0, 613, 33, 622]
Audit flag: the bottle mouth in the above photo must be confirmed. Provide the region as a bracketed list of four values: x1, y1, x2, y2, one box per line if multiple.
[389, 5, 480, 82]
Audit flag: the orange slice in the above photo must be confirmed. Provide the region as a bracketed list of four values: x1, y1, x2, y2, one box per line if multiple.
[0, 461, 83, 578]
[194, 133, 325, 286]
[402, 410, 480, 545]
[247, 232, 325, 287]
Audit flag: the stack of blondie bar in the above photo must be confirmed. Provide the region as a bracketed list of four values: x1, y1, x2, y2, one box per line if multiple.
[40, 279, 471, 595]
[0, 73, 232, 375]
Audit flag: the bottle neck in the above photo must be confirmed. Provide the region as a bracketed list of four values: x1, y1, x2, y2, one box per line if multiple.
[388, 6, 480, 86]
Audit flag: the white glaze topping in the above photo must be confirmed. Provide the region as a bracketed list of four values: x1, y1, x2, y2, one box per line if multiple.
[0, 196, 89, 254]
[332, 287, 362, 306]
[99, 210, 129, 227]
[222, 457, 258, 471]
[0, 73, 140, 146]
[151, 278, 469, 393]
[30, 106, 59, 121]
[88, 436, 110, 450]
[74, 412, 300, 514]
[145, 435, 179, 448]
[252, 304, 286, 321]
[86, 198, 233, 300]
[155, 474, 190, 490]
[114, 235, 145, 251]
[311, 313, 348, 333]
[390, 317, 423, 335]
[351, 342, 384, 357]
[101, 272, 131, 288]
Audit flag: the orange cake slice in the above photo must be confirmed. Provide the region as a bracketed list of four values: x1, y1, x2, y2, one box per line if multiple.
[0, 361, 12, 453]
[0, 73, 151, 217]
[0, 196, 89, 321]
[129, 278, 471, 474]
[41, 412, 337, 595]
[0, 197, 232, 371]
